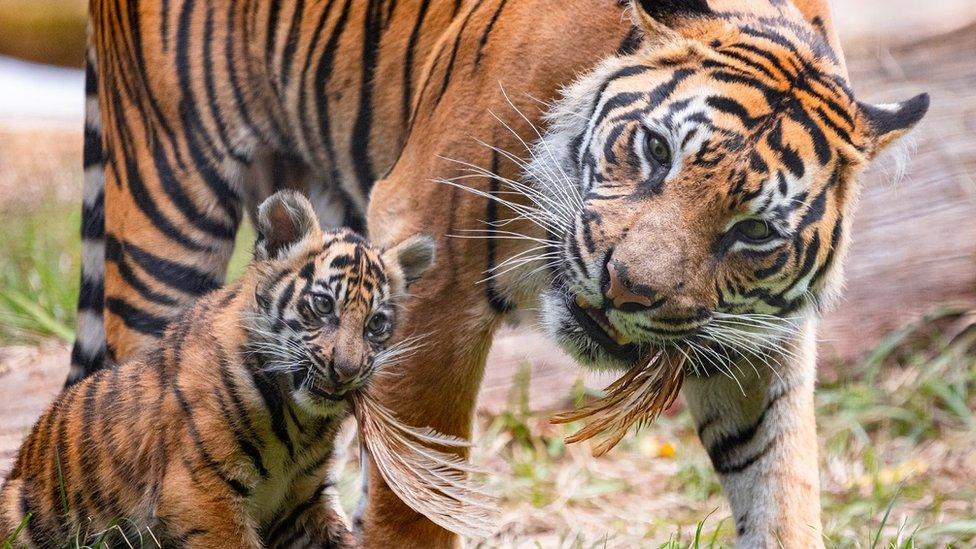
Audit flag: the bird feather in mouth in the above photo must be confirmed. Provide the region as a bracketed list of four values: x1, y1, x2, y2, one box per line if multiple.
[551, 351, 686, 456]
[352, 390, 500, 539]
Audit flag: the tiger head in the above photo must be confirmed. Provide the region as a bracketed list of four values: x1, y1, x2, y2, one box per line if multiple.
[246, 191, 435, 413]
[530, 0, 928, 370]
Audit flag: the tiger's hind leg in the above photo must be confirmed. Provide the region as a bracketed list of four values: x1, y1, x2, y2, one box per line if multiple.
[72, 8, 256, 376]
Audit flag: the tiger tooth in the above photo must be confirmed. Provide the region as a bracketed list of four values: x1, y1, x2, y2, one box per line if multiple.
[575, 295, 588, 308]
[614, 333, 632, 346]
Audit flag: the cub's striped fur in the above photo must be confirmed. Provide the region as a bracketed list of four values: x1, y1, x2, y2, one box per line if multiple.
[2, 191, 434, 548]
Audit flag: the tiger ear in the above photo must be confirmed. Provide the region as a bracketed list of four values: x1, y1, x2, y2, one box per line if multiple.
[254, 190, 322, 261]
[631, 0, 713, 34]
[383, 234, 436, 292]
[857, 93, 930, 159]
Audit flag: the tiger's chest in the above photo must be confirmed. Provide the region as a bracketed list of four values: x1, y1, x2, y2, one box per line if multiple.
[243, 405, 344, 528]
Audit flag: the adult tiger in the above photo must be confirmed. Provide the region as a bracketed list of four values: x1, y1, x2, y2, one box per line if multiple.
[74, 0, 927, 546]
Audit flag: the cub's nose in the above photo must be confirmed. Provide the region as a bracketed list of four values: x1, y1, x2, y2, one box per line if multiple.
[603, 260, 662, 312]
[327, 359, 362, 387]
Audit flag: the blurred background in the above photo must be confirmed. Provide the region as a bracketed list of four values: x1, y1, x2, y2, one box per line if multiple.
[0, 0, 974, 546]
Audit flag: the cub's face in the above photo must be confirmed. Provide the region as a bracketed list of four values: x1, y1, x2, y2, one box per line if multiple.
[246, 192, 434, 414]
[529, 1, 927, 371]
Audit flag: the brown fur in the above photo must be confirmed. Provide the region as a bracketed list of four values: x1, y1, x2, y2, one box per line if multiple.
[74, 1, 924, 547]
[5, 192, 432, 548]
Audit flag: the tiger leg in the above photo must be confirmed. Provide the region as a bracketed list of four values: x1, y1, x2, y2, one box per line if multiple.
[266, 487, 357, 549]
[0, 479, 33, 548]
[83, 0, 261, 371]
[357, 274, 496, 548]
[683, 320, 822, 548]
[156, 470, 261, 549]
[98, 130, 244, 365]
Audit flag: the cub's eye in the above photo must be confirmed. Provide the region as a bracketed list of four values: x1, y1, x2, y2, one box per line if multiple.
[733, 219, 775, 243]
[366, 313, 390, 339]
[311, 294, 334, 316]
[644, 132, 672, 166]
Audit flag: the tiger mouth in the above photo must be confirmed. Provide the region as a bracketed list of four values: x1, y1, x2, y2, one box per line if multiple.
[292, 370, 349, 401]
[566, 294, 642, 365]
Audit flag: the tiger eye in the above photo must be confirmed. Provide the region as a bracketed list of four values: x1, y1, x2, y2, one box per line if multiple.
[311, 294, 334, 316]
[735, 219, 773, 242]
[366, 313, 390, 339]
[645, 133, 672, 166]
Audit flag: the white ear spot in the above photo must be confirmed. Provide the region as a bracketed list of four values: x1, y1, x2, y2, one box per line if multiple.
[858, 93, 929, 157]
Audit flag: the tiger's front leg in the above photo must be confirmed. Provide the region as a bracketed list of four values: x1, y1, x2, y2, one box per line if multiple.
[683, 320, 823, 548]
[266, 487, 357, 549]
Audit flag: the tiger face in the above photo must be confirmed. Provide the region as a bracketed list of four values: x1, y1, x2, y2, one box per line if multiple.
[531, 0, 928, 370]
[246, 191, 435, 414]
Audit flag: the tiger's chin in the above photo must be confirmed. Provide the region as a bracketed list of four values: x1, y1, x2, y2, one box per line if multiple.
[291, 370, 353, 417]
[540, 289, 648, 371]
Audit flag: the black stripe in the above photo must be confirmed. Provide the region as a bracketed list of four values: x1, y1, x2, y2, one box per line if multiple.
[77, 276, 105, 312]
[224, 0, 265, 141]
[308, 0, 352, 201]
[202, 4, 246, 164]
[483, 149, 514, 313]
[78, 375, 113, 514]
[83, 125, 103, 169]
[431, 0, 484, 109]
[251, 371, 296, 458]
[80, 192, 105, 240]
[160, 0, 171, 50]
[349, 0, 385, 195]
[115, 236, 222, 296]
[121, 152, 211, 252]
[173, 382, 251, 497]
[212, 386, 269, 478]
[104, 298, 169, 337]
[105, 236, 179, 307]
[401, 0, 432, 125]
[705, 390, 785, 474]
[280, 0, 307, 90]
[616, 25, 642, 55]
[266, 0, 283, 73]
[265, 487, 323, 542]
[474, 0, 508, 66]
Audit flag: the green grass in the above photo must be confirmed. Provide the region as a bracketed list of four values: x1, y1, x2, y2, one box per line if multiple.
[0, 203, 81, 344]
[0, 201, 254, 344]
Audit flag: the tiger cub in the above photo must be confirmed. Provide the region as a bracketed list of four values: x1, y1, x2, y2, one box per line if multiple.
[0, 190, 435, 548]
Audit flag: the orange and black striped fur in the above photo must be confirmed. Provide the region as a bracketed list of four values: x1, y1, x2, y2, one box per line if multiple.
[4, 191, 435, 548]
[75, 0, 927, 546]
[510, 2, 928, 545]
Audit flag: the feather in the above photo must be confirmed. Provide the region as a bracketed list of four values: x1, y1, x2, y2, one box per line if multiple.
[352, 391, 500, 539]
[551, 351, 686, 456]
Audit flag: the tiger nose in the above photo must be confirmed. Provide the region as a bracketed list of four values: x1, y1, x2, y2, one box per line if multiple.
[604, 260, 660, 312]
[328, 359, 361, 386]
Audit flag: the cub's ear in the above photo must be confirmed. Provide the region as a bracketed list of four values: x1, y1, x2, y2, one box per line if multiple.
[383, 234, 436, 288]
[631, 0, 713, 33]
[254, 190, 321, 261]
[857, 93, 930, 159]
